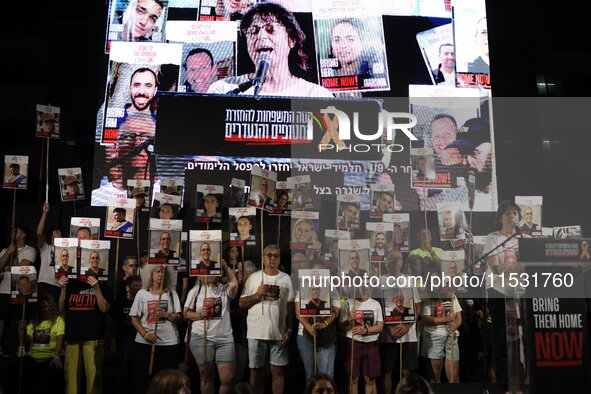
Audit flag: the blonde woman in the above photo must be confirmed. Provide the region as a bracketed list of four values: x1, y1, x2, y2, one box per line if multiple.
[185, 262, 239, 394]
[291, 218, 322, 253]
[130, 265, 182, 394]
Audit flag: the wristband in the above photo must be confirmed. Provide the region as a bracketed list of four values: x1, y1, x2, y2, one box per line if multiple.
[323, 320, 329, 327]
[144, 332, 151, 340]
[53, 355, 60, 359]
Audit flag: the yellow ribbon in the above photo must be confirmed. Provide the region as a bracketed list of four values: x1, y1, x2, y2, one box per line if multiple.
[580, 241, 591, 259]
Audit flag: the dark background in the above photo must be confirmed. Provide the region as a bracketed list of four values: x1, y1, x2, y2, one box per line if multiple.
[1, 0, 589, 245]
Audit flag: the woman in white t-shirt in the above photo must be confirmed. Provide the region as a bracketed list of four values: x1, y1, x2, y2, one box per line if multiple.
[130, 265, 182, 394]
[482, 200, 523, 393]
[184, 261, 238, 394]
[420, 293, 462, 383]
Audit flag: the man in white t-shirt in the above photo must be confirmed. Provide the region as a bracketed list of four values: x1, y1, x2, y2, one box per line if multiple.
[36, 203, 62, 300]
[0, 225, 37, 354]
[239, 244, 294, 394]
[339, 285, 384, 394]
[379, 249, 422, 392]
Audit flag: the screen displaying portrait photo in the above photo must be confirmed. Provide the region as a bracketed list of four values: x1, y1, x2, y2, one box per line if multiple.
[189, 230, 222, 276]
[166, 21, 237, 94]
[152, 192, 181, 219]
[58, 168, 85, 202]
[149, 219, 182, 264]
[53, 238, 79, 280]
[105, 0, 170, 52]
[383, 213, 410, 252]
[370, 184, 395, 218]
[128, 179, 151, 211]
[437, 202, 464, 241]
[229, 178, 246, 208]
[11, 266, 37, 304]
[105, 197, 136, 239]
[290, 211, 321, 252]
[337, 240, 370, 279]
[79, 241, 110, 282]
[288, 175, 313, 211]
[336, 195, 360, 230]
[247, 166, 277, 212]
[313, 0, 390, 92]
[36, 104, 61, 138]
[383, 287, 416, 324]
[195, 184, 223, 224]
[270, 180, 292, 216]
[440, 250, 465, 292]
[3, 155, 28, 190]
[70, 218, 101, 240]
[229, 207, 256, 247]
[515, 196, 543, 236]
[298, 269, 331, 317]
[410, 148, 436, 185]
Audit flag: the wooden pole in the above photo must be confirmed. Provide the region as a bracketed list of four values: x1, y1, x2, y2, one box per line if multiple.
[450, 294, 455, 382]
[349, 287, 357, 392]
[12, 189, 17, 231]
[423, 187, 428, 233]
[204, 280, 208, 361]
[45, 138, 49, 203]
[148, 267, 166, 374]
[136, 211, 141, 264]
[113, 238, 120, 301]
[399, 336, 403, 380]
[313, 316, 317, 374]
[277, 216, 280, 246]
[468, 209, 474, 272]
[241, 245, 245, 284]
[17, 303, 26, 394]
[260, 211, 264, 315]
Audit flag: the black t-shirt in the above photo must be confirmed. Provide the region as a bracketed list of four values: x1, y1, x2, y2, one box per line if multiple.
[113, 296, 136, 344]
[64, 281, 110, 342]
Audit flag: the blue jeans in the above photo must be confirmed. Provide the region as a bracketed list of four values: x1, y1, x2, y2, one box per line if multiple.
[296, 335, 336, 380]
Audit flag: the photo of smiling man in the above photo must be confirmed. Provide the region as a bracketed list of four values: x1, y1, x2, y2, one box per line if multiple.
[106, 0, 169, 51]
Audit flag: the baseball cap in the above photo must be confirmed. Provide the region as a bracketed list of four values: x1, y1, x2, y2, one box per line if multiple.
[64, 176, 79, 185]
[130, 187, 147, 197]
[445, 118, 490, 153]
[40, 113, 56, 122]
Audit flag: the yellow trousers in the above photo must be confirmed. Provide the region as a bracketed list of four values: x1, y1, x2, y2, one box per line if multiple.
[64, 340, 104, 394]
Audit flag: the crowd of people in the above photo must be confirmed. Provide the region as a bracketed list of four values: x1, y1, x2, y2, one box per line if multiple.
[0, 198, 529, 394]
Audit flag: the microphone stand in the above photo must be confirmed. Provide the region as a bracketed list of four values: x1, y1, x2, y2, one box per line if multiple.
[470, 227, 521, 394]
[97, 137, 158, 196]
[98, 137, 156, 174]
[227, 80, 254, 95]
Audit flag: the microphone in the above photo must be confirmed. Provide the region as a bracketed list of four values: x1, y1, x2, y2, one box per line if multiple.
[514, 225, 522, 236]
[253, 53, 272, 96]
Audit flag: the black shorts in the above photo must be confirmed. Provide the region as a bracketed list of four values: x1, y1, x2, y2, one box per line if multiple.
[380, 341, 418, 373]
